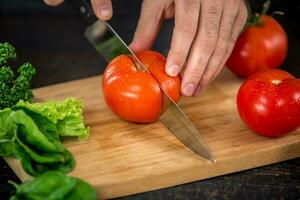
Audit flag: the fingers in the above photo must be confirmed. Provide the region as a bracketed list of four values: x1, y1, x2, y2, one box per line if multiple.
[129, 0, 165, 52]
[195, 0, 241, 95]
[209, 1, 249, 84]
[44, 0, 64, 6]
[181, 0, 223, 96]
[164, 0, 200, 77]
[163, 2, 175, 19]
[91, 0, 113, 21]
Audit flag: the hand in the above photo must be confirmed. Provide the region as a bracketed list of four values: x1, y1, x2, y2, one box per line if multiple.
[45, 0, 248, 96]
[130, 0, 248, 96]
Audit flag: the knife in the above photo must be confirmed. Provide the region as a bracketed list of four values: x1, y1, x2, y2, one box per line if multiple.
[69, 0, 215, 162]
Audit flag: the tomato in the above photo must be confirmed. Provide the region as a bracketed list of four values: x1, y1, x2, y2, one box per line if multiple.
[226, 15, 288, 78]
[102, 50, 181, 123]
[237, 69, 300, 137]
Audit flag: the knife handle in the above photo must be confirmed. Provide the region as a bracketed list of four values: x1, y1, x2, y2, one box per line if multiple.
[66, 0, 98, 26]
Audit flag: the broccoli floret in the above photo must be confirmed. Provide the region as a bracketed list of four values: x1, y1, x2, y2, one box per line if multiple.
[0, 42, 36, 109]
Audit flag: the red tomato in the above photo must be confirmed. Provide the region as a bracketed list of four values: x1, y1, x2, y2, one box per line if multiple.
[102, 50, 181, 123]
[226, 15, 288, 78]
[237, 69, 300, 137]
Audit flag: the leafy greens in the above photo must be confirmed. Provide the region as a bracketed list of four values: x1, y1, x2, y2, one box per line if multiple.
[17, 98, 89, 140]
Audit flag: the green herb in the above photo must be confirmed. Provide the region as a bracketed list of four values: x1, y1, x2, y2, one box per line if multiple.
[8, 171, 97, 200]
[17, 98, 89, 140]
[0, 42, 36, 110]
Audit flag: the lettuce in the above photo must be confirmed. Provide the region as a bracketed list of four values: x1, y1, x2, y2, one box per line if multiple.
[17, 98, 89, 140]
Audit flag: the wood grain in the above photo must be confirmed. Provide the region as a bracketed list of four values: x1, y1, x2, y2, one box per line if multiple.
[5, 69, 300, 199]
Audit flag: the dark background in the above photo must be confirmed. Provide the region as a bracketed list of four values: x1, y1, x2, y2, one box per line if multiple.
[1, 0, 300, 199]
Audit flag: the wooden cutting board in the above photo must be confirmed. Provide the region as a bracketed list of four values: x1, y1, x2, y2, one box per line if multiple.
[5, 69, 300, 199]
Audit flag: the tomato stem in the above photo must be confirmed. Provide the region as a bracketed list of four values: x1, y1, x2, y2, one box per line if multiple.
[246, 0, 271, 27]
[271, 11, 285, 17]
[271, 80, 282, 85]
[261, 0, 271, 16]
[246, 0, 284, 28]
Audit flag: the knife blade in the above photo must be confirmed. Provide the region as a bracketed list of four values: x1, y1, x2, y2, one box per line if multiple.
[70, 0, 215, 162]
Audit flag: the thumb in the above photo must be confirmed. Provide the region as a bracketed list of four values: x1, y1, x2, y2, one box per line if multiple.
[91, 0, 113, 21]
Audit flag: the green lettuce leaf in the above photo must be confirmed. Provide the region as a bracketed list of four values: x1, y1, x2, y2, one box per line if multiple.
[17, 98, 89, 139]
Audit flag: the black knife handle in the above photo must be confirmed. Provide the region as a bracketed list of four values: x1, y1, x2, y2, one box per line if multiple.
[66, 0, 98, 26]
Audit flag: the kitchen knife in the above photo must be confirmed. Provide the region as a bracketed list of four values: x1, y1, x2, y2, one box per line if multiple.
[69, 0, 215, 162]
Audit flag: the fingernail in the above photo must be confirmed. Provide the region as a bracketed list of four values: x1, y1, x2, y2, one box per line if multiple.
[97, 5, 111, 18]
[166, 65, 179, 76]
[182, 83, 195, 96]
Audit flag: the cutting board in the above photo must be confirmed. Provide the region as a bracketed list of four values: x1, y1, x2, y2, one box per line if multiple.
[5, 69, 300, 199]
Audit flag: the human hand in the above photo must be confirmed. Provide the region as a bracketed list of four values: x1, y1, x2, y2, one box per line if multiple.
[45, 0, 248, 96]
[129, 0, 248, 96]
